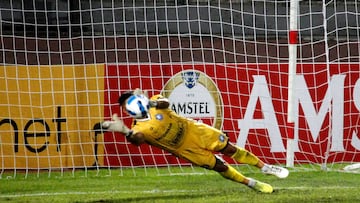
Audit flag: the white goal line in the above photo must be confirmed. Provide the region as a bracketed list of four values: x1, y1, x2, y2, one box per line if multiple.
[1, 186, 358, 198]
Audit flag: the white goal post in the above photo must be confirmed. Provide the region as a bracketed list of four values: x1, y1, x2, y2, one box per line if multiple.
[0, 0, 359, 177]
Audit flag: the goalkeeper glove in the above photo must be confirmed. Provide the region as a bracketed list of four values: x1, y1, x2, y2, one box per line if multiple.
[133, 88, 149, 98]
[101, 114, 132, 136]
[134, 88, 158, 107]
[149, 100, 157, 107]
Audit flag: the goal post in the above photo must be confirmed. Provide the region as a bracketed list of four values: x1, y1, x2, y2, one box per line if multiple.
[1, 0, 360, 177]
[286, 0, 299, 168]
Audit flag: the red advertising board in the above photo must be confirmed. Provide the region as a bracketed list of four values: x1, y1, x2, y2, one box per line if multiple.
[104, 63, 360, 166]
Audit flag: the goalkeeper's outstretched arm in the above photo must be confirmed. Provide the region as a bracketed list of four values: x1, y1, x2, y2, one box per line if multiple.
[102, 88, 166, 146]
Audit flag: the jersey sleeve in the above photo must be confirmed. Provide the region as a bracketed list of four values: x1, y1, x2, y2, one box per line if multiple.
[150, 94, 164, 100]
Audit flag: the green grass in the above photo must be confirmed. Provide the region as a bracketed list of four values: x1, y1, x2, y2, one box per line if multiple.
[0, 167, 360, 203]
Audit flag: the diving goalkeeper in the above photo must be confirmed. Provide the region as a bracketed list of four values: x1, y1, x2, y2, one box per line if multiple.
[102, 89, 289, 193]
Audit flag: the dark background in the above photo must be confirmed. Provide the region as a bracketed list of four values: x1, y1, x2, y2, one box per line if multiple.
[1, 0, 359, 65]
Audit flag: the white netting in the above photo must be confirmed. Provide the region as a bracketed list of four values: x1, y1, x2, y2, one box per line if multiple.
[0, 0, 359, 177]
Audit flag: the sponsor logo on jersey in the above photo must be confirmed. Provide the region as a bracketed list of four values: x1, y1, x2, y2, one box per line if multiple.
[155, 114, 163, 120]
[162, 70, 223, 129]
[219, 134, 226, 143]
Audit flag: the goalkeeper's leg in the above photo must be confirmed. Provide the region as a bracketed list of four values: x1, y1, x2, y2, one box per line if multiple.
[214, 158, 273, 193]
[220, 143, 289, 179]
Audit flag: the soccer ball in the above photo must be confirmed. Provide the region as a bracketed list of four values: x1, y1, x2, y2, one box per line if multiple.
[125, 94, 150, 118]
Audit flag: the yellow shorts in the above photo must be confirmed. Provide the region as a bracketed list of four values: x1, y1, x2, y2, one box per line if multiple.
[174, 122, 228, 169]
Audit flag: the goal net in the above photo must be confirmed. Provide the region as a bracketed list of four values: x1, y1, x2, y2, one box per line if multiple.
[0, 0, 359, 177]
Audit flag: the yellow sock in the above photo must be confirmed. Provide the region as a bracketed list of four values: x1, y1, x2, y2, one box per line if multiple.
[219, 165, 246, 183]
[231, 146, 260, 166]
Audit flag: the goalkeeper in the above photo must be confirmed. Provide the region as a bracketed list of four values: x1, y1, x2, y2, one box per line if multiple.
[102, 89, 289, 193]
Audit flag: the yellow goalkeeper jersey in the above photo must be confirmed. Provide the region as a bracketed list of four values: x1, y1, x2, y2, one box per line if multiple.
[131, 94, 228, 169]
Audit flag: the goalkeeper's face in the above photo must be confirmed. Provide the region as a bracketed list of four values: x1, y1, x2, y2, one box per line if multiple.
[121, 100, 130, 115]
[118, 91, 133, 112]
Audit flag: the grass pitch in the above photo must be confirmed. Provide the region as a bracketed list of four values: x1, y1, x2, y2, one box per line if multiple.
[0, 167, 360, 203]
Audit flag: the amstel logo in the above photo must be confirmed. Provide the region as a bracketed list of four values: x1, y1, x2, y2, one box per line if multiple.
[161, 70, 223, 129]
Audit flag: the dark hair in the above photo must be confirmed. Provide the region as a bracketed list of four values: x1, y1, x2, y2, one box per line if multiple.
[118, 91, 134, 105]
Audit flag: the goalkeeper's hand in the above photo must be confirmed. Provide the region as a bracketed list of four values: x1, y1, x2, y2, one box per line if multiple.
[101, 114, 131, 135]
[133, 88, 157, 107]
[133, 88, 149, 98]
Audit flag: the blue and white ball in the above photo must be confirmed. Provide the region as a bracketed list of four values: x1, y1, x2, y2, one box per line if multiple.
[125, 95, 150, 118]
